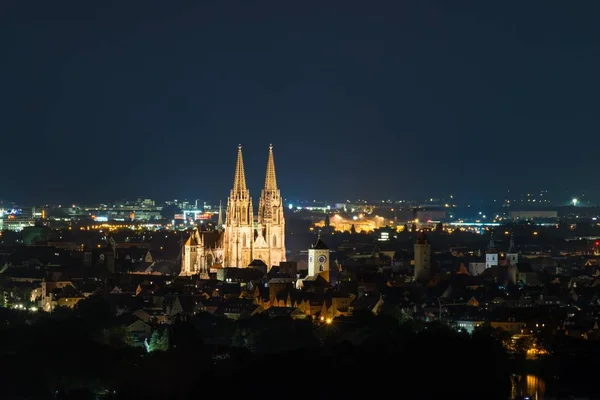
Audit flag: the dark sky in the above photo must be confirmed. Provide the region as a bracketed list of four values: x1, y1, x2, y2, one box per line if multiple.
[2, 1, 599, 204]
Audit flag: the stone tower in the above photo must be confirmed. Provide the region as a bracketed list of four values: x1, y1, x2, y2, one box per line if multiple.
[414, 232, 431, 283]
[224, 145, 254, 267]
[256, 144, 286, 268]
[506, 232, 519, 265]
[308, 232, 329, 277]
[485, 231, 499, 269]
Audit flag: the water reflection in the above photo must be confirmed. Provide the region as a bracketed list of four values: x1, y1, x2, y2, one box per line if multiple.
[511, 374, 545, 400]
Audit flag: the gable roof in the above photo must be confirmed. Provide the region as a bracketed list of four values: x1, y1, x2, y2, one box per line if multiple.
[312, 238, 329, 250]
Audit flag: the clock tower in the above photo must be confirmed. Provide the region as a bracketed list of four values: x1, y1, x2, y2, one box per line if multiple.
[308, 232, 329, 277]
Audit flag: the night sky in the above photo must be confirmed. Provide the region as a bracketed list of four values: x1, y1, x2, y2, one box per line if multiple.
[2, 1, 599, 204]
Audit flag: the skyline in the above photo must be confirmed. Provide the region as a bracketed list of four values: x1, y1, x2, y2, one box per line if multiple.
[2, 1, 600, 203]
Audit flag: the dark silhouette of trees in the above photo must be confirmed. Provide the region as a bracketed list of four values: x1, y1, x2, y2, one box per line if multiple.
[4, 303, 586, 399]
[75, 294, 112, 325]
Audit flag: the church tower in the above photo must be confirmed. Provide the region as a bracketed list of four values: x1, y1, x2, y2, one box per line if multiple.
[506, 232, 519, 265]
[224, 145, 254, 267]
[308, 232, 329, 277]
[485, 231, 499, 269]
[217, 200, 223, 231]
[414, 232, 431, 283]
[256, 144, 286, 268]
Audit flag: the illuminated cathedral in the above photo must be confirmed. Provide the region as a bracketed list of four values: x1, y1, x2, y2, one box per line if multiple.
[180, 144, 286, 276]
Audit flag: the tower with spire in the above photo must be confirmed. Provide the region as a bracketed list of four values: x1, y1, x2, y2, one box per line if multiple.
[308, 231, 329, 277]
[217, 200, 223, 230]
[255, 144, 286, 268]
[223, 145, 255, 267]
[485, 231, 499, 269]
[506, 232, 519, 265]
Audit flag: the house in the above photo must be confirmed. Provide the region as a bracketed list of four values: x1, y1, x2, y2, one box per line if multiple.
[214, 298, 261, 320]
[165, 295, 203, 317]
[133, 308, 168, 324]
[126, 319, 152, 347]
[55, 285, 86, 309]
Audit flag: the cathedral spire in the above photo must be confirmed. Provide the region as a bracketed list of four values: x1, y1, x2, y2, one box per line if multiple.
[217, 200, 223, 229]
[264, 144, 278, 192]
[258, 144, 282, 225]
[232, 144, 247, 195]
[508, 232, 515, 253]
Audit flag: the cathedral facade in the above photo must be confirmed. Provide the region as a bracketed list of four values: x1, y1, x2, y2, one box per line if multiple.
[180, 144, 286, 276]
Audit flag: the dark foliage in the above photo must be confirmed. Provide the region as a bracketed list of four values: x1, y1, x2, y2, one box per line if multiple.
[0, 295, 518, 400]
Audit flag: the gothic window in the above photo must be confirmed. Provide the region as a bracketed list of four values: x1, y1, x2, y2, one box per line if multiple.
[243, 233, 247, 248]
[207, 254, 213, 267]
[272, 234, 277, 247]
[319, 265, 323, 272]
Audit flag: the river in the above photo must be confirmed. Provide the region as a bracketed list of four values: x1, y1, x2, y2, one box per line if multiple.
[511, 374, 545, 400]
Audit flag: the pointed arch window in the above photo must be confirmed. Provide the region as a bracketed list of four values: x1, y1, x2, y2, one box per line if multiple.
[272, 234, 277, 248]
[243, 233, 248, 248]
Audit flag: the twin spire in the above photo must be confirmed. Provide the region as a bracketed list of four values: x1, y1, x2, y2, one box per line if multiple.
[264, 144, 278, 192]
[232, 144, 248, 195]
[231, 144, 278, 197]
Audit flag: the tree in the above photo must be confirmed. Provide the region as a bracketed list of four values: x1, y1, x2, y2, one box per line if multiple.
[513, 335, 534, 358]
[148, 329, 169, 352]
[75, 295, 112, 324]
[102, 326, 132, 348]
